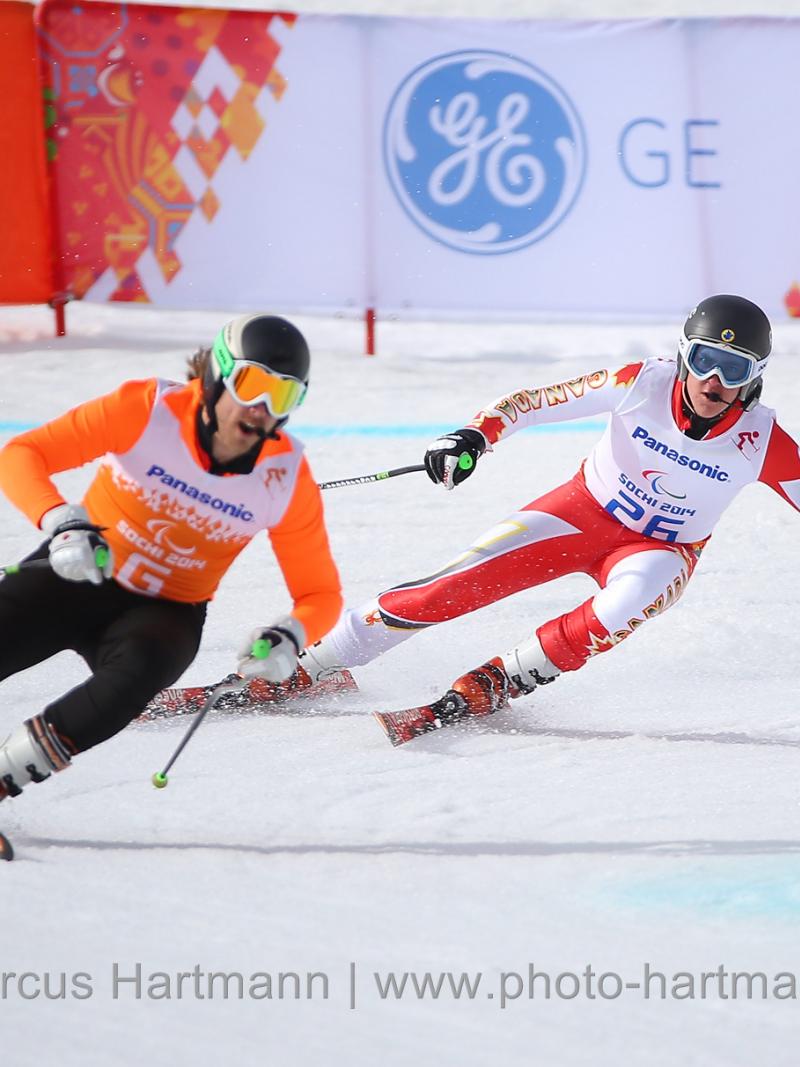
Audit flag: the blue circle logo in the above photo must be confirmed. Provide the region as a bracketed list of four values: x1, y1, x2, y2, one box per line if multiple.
[383, 50, 587, 255]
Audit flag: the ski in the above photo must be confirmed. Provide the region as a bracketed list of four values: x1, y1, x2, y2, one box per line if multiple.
[374, 690, 475, 747]
[374, 661, 517, 747]
[0, 832, 14, 862]
[137, 669, 358, 722]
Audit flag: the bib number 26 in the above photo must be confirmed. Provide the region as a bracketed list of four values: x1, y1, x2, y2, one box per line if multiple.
[606, 491, 685, 542]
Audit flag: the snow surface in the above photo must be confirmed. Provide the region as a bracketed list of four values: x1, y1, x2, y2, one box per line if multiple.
[2, 302, 800, 1065]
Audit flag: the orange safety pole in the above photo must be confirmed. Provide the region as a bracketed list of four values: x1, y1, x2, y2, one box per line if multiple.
[0, 1, 55, 311]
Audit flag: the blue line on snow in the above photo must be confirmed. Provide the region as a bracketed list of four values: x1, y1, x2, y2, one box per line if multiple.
[0, 420, 608, 437]
[0, 422, 37, 433]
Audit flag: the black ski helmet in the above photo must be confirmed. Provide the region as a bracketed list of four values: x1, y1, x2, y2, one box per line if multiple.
[677, 294, 772, 410]
[203, 314, 310, 429]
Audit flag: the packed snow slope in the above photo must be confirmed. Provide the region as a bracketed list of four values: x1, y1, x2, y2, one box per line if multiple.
[1, 303, 800, 1065]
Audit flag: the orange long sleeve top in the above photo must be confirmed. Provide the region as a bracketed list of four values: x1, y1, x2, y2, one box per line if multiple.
[0, 378, 342, 645]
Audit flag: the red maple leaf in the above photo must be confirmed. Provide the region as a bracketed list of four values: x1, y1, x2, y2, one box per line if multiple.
[470, 413, 506, 444]
[613, 362, 643, 388]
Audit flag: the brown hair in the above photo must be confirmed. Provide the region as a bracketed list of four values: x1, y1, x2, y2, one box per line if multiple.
[186, 346, 211, 382]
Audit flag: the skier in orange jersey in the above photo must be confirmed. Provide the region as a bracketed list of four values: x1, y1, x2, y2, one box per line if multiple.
[0, 314, 342, 802]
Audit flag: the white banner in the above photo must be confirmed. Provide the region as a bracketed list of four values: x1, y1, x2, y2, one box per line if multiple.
[78, 14, 800, 318]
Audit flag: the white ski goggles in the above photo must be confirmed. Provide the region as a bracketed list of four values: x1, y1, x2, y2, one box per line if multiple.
[223, 360, 307, 415]
[684, 340, 766, 389]
[213, 336, 307, 416]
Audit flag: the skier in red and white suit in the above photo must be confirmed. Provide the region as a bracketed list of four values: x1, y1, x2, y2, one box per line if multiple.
[294, 295, 800, 723]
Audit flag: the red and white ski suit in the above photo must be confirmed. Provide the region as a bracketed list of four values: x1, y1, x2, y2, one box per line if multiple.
[320, 358, 800, 674]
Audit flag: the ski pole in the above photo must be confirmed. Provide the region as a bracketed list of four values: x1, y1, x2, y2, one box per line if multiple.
[0, 559, 51, 580]
[317, 464, 425, 491]
[2, 526, 111, 581]
[151, 677, 247, 788]
[317, 453, 474, 491]
[151, 638, 275, 788]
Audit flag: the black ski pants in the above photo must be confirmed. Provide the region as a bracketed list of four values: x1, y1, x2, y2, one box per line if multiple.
[0, 545, 206, 753]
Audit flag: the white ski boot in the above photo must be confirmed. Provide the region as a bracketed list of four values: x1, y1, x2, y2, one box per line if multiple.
[0, 716, 71, 801]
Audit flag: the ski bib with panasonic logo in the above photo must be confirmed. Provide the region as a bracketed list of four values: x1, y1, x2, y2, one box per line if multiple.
[582, 360, 774, 542]
[84, 380, 304, 600]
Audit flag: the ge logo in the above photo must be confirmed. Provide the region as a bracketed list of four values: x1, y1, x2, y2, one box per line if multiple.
[383, 50, 587, 255]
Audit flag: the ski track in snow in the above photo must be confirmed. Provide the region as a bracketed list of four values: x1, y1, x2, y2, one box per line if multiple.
[4, 0, 800, 1056]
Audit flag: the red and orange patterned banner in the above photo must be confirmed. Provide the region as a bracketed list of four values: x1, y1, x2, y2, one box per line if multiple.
[37, 1, 293, 301]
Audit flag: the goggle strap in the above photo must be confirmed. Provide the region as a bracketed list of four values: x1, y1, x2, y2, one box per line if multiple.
[213, 334, 236, 378]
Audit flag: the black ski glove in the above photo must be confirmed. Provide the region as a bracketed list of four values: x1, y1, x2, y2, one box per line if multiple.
[424, 427, 487, 490]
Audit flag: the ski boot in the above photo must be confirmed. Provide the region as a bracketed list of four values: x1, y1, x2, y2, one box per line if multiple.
[375, 637, 561, 747]
[375, 657, 513, 747]
[0, 716, 72, 801]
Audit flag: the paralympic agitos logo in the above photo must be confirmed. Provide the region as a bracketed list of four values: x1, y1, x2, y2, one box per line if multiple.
[631, 427, 730, 482]
[641, 469, 687, 500]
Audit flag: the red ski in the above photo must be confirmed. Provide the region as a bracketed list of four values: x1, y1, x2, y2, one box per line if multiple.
[374, 661, 514, 746]
[138, 668, 357, 722]
[374, 691, 474, 747]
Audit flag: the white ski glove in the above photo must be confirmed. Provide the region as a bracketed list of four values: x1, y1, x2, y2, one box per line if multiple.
[41, 504, 114, 586]
[237, 617, 306, 682]
[424, 427, 487, 490]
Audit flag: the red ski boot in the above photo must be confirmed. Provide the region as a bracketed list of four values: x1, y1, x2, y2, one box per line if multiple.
[375, 657, 512, 747]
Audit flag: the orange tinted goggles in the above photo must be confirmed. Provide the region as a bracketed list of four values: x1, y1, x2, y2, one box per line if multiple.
[224, 361, 307, 415]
